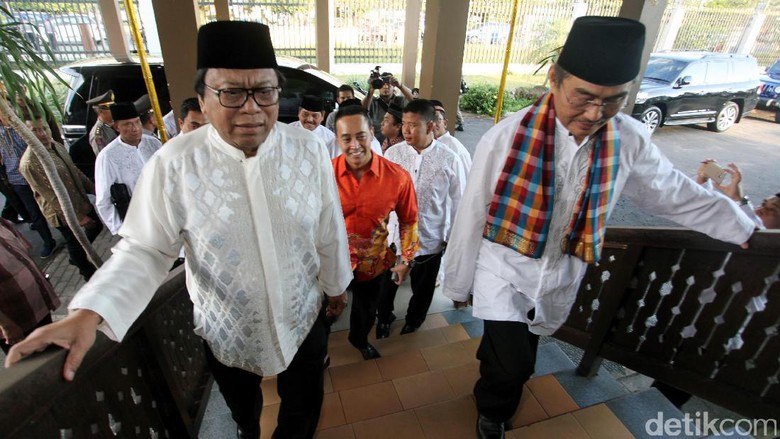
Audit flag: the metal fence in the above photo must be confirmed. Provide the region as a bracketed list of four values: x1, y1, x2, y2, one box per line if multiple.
[463, 0, 622, 66]
[4, 0, 112, 63]
[4, 0, 780, 77]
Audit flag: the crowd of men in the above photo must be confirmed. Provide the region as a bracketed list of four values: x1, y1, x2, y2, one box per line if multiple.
[1, 17, 778, 439]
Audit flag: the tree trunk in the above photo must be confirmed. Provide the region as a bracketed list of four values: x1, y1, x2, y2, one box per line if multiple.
[0, 98, 103, 269]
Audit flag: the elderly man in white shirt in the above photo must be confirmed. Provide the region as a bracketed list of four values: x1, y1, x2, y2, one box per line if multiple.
[7, 21, 353, 439]
[94, 102, 162, 235]
[430, 99, 472, 171]
[377, 99, 467, 338]
[442, 17, 755, 439]
[289, 95, 337, 153]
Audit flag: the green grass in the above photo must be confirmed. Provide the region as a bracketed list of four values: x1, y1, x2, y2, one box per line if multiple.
[464, 72, 548, 90]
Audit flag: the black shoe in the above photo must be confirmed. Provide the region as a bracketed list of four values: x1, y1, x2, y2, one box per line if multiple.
[455, 123, 464, 131]
[237, 425, 259, 439]
[477, 414, 505, 439]
[375, 322, 391, 339]
[358, 343, 381, 360]
[40, 241, 59, 259]
[400, 323, 417, 335]
[323, 354, 331, 370]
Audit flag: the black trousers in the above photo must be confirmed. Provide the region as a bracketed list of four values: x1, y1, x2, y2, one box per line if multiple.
[348, 273, 384, 349]
[474, 319, 540, 422]
[13, 184, 54, 247]
[204, 308, 328, 439]
[377, 252, 442, 328]
[56, 210, 103, 281]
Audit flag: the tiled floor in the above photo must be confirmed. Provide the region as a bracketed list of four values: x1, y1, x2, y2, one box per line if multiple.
[199, 313, 666, 439]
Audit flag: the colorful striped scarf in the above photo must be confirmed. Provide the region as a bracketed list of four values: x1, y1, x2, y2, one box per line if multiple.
[482, 92, 620, 264]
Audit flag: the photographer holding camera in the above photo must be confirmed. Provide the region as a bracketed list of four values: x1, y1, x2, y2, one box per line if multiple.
[361, 66, 415, 143]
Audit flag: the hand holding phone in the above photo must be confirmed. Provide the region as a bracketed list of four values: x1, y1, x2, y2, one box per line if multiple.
[702, 162, 727, 185]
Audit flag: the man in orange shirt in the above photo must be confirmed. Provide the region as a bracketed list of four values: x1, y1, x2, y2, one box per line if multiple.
[333, 104, 420, 360]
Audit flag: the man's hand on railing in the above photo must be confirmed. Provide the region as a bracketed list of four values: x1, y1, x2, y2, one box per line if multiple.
[4, 309, 102, 381]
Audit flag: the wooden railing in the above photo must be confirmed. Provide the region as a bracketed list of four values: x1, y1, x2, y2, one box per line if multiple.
[0, 268, 212, 438]
[1, 227, 777, 436]
[555, 227, 780, 420]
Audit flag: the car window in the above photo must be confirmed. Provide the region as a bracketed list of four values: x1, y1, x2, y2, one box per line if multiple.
[644, 57, 688, 83]
[732, 60, 755, 81]
[705, 61, 729, 85]
[680, 62, 706, 86]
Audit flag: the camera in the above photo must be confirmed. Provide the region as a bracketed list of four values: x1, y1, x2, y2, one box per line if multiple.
[369, 66, 392, 89]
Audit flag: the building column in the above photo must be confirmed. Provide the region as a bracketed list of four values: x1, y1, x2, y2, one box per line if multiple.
[315, 0, 334, 72]
[402, 0, 423, 87]
[736, 2, 767, 55]
[150, 0, 200, 119]
[619, 0, 669, 114]
[418, 0, 469, 132]
[656, 3, 685, 51]
[214, 0, 230, 21]
[97, 0, 130, 62]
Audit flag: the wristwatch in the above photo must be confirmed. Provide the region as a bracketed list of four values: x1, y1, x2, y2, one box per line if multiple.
[739, 196, 750, 206]
[401, 259, 416, 268]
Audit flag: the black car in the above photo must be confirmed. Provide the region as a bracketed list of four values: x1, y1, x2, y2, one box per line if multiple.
[757, 59, 780, 123]
[60, 55, 358, 143]
[59, 55, 359, 177]
[632, 52, 760, 134]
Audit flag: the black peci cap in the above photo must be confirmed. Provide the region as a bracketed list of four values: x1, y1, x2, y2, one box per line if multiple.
[110, 102, 139, 121]
[197, 21, 278, 70]
[300, 95, 324, 112]
[557, 16, 646, 86]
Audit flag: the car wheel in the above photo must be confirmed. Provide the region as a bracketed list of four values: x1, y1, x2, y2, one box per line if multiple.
[639, 106, 662, 134]
[707, 101, 739, 132]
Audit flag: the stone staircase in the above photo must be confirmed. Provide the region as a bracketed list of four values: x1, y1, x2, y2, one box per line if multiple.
[199, 309, 753, 439]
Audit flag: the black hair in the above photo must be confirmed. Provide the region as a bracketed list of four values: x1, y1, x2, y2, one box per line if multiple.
[179, 97, 201, 120]
[552, 63, 571, 87]
[337, 84, 354, 95]
[333, 104, 370, 128]
[403, 98, 436, 122]
[194, 68, 287, 97]
[139, 112, 153, 125]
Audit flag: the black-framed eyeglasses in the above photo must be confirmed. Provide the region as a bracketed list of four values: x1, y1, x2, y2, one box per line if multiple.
[205, 85, 281, 108]
[560, 81, 626, 113]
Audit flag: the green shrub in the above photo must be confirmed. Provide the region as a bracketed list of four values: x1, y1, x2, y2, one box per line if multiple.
[461, 83, 545, 116]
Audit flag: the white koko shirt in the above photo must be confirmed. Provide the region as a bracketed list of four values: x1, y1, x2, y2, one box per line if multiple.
[385, 139, 467, 255]
[70, 124, 353, 376]
[437, 131, 473, 171]
[94, 134, 162, 234]
[443, 110, 755, 336]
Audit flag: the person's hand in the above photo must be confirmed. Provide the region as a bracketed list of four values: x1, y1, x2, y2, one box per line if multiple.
[715, 163, 744, 202]
[0, 321, 24, 346]
[326, 292, 348, 318]
[452, 296, 472, 309]
[4, 309, 102, 381]
[79, 215, 96, 228]
[390, 263, 411, 285]
[695, 158, 716, 185]
[389, 76, 401, 88]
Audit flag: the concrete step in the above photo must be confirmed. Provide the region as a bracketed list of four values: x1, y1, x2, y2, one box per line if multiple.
[199, 312, 708, 439]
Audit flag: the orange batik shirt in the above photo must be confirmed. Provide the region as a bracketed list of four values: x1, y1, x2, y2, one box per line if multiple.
[333, 154, 420, 281]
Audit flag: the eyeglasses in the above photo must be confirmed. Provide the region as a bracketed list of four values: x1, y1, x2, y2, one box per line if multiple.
[205, 85, 281, 108]
[559, 81, 626, 113]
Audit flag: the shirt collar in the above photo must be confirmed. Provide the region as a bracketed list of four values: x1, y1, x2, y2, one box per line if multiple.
[336, 151, 379, 177]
